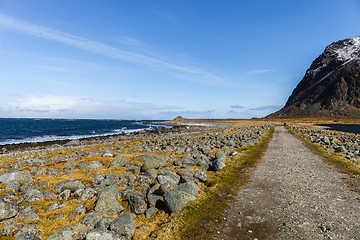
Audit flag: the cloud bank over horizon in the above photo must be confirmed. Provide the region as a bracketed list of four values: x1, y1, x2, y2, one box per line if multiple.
[0, 94, 279, 120]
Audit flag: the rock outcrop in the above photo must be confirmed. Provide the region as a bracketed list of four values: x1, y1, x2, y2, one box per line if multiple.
[269, 36, 360, 118]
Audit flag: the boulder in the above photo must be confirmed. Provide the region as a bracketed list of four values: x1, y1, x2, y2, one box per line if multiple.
[157, 175, 177, 194]
[108, 156, 128, 168]
[126, 191, 147, 215]
[21, 187, 44, 203]
[177, 169, 194, 183]
[47, 202, 64, 210]
[163, 190, 196, 213]
[98, 186, 121, 200]
[0, 171, 30, 185]
[94, 217, 114, 229]
[46, 223, 88, 240]
[145, 207, 157, 218]
[80, 188, 97, 200]
[15, 225, 42, 240]
[175, 182, 200, 197]
[212, 159, 226, 171]
[140, 154, 167, 171]
[89, 161, 104, 169]
[62, 180, 86, 193]
[215, 150, 226, 160]
[85, 228, 126, 240]
[65, 139, 81, 147]
[81, 211, 102, 228]
[109, 212, 136, 239]
[5, 180, 21, 192]
[94, 197, 124, 216]
[193, 171, 207, 182]
[71, 202, 88, 219]
[16, 205, 40, 221]
[1, 218, 24, 236]
[0, 200, 18, 221]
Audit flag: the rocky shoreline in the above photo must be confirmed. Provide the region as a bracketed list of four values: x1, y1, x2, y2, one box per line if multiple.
[0, 122, 271, 239]
[288, 125, 360, 165]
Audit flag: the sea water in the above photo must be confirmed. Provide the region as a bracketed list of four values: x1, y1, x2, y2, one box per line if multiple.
[318, 124, 360, 135]
[0, 118, 166, 145]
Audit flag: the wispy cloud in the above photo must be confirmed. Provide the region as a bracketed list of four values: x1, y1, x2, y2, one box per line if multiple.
[0, 13, 229, 85]
[34, 65, 72, 72]
[0, 94, 180, 119]
[248, 69, 275, 75]
[248, 105, 282, 111]
[230, 104, 244, 109]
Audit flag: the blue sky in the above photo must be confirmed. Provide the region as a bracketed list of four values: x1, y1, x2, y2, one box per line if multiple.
[0, 0, 359, 119]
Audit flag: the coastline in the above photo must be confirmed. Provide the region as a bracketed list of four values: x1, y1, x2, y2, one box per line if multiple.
[0, 124, 206, 155]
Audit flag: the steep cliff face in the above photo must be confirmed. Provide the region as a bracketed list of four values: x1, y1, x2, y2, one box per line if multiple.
[269, 36, 360, 118]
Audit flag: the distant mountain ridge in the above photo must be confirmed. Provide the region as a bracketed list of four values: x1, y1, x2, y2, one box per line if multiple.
[269, 36, 360, 118]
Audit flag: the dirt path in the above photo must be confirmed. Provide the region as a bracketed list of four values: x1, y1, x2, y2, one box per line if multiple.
[215, 126, 360, 240]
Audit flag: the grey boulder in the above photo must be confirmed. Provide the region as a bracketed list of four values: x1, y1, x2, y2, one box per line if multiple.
[109, 212, 136, 239]
[46, 223, 88, 240]
[0, 200, 18, 221]
[163, 190, 196, 213]
[86, 228, 127, 240]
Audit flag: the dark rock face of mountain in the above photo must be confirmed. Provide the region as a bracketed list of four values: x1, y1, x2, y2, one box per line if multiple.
[269, 36, 360, 118]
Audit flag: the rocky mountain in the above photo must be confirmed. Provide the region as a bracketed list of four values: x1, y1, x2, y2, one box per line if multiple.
[269, 36, 360, 118]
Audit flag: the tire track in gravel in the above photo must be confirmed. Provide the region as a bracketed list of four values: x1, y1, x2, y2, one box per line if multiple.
[215, 126, 360, 240]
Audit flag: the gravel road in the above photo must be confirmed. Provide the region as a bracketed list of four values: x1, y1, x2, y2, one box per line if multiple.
[216, 126, 360, 239]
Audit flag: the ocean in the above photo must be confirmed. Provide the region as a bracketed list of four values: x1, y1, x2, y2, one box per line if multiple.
[318, 124, 360, 135]
[0, 118, 167, 145]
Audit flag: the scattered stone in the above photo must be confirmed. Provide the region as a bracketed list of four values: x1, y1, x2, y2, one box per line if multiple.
[94, 196, 124, 215]
[16, 205, 40, 221]
[43, 191, 57, 200]
[65, 139, 81, 147]
[58, 189, 71, 201]
[215, 150, 226, 160]
[102, 148, 114, 157]
[127, 190, 147, 215]
[98, 186, 121, 200]
[212, 159, 226, 171]
[47, 202, 64, 210]
[194, 171, 207, 182]
[71, 202, 88, 219]
[85, 227, 126, 240]
[109, 156, 128, 168]
[163, 190, 196, 213]
[46, 223, 88, 240]
[157, 175, 177, 194]
[76, 162, 89, 169]
[94, 217, 114, 229]
[0, 171, 30, 185]
[80, 188, 97, 200]
[62, 180, 86, 193]
[145, 207, 157, 218]
[175, 181, 200, 196]
[38, 180, 48, 188]
[109, 212, 136, 239]
[14, 224, 42, 240]
[140, 154, 167, 171]
[1, 218, 24, 236]
[0, 200, 18, 221]
[90, 161, 104, 169]
[81, 211, 102, 228]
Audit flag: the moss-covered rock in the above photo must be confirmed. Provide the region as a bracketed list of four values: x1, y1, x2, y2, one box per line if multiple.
[46, 223, 88, 240]
[108, 156, 128, 168]
[140, 154, 167, 171]
[163, 190, 196, 213]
